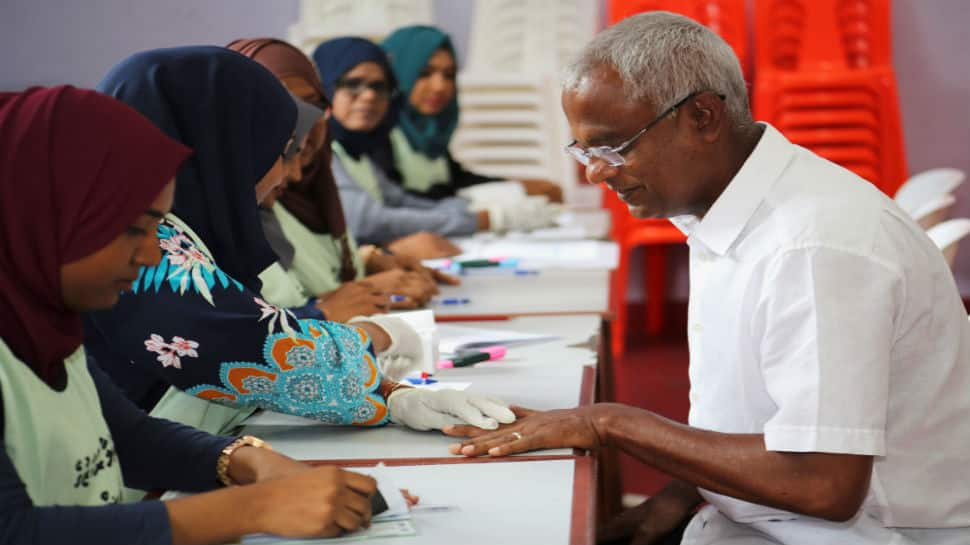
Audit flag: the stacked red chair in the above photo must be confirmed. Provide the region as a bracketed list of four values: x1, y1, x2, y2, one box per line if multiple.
[753, 0, 908, 196]
[604, 0, 749, 357]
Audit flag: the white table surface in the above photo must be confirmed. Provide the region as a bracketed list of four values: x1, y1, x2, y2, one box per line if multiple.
[432, 269, 611, 317]
[241, 315, 601, 461]
[249, 459, 579, 545]
[428, 232, 616, 317]
[357, 460, 576, 545]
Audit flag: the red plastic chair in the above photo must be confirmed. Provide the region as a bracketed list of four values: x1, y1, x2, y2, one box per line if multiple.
[755, 67, 908, 195]
[756, 0, 892, 72]
[604, 0, 748, 356]
[753, 0, 906, 196]
[607, 0, 750, 79]
[602, 187, 686, 357]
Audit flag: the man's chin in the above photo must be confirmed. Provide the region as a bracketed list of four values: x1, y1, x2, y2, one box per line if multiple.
[627, 203, 653, 219]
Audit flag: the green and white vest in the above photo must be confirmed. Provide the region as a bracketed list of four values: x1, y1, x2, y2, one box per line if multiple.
[332, 141, 385, 203]
[271, 202, 365, 296]
[389, 127, 451, 194]
[0, 340, 124, 506]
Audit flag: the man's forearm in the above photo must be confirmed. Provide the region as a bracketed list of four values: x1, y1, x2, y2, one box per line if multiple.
[593, 404, 872, 521]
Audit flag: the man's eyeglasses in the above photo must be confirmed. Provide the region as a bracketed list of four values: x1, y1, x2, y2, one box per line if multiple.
[564, 91, 724, 167]
[335, 77, 397, 100]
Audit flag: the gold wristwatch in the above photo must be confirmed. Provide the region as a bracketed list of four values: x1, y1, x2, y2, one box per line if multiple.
[216, 435, 272, 486]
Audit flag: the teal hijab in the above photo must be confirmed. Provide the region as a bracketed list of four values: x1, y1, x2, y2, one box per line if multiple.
[381, 25, 458, 159]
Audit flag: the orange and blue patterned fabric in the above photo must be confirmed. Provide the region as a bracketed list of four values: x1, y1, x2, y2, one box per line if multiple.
[86, 218, 387, 426]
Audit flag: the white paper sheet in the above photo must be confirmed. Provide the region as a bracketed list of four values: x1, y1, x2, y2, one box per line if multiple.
[436, 323, 559, 354]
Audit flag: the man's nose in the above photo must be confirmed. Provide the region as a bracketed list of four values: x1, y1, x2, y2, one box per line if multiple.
[584, 157, 619, 185]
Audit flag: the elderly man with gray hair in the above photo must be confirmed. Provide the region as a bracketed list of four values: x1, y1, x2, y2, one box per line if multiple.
[445, 11, 970, 545]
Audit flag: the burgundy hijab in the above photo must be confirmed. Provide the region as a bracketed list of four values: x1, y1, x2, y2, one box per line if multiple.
[0, 86, 191, 384]
[226, 38, 357, 282]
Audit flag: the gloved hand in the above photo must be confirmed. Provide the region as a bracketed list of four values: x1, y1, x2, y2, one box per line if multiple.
[348, 315, 424, 380]
[388, 388, 516, 431]
[487, 196, 562, 232]
[457, 180, 527, 208]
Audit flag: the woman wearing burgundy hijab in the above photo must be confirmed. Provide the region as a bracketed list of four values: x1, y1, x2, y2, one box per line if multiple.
[0, 85, 379, 544]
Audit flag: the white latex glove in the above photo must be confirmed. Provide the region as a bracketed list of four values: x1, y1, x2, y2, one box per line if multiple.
[348, 315, 423, 380]
[457, 180, 527, 208]
[487, 196, 561, 232]
[388, 388, 516, 431]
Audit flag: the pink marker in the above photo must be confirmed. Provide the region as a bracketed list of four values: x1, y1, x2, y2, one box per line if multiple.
[436, 345, 507, 369]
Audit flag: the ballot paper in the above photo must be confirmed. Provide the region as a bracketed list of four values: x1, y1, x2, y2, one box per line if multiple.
[436, 323, 558, 354]
[240, 464, 417, 543]
[240, 519, 415, 544]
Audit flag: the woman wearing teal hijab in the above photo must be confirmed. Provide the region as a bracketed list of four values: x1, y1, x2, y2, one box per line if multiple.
[380, 25, 563, 203]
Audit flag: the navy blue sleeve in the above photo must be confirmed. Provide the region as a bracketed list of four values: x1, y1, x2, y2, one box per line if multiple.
[289, 297, 325, 320]
[87, 359, 234, 493]
[0, 383, 174, 545]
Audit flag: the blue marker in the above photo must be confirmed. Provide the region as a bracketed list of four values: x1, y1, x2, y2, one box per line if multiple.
[406, 377, 438, 385]
[514, 269, 540, 276]
[434, 297, 470, 305]
[390, 294, 408, 303]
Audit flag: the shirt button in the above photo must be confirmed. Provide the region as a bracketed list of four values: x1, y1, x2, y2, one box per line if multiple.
[692, 323, 703, 333]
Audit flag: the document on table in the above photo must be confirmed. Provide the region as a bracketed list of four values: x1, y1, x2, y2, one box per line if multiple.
[240, 519, 416, 544]
[436, 323, 559, 354]
[165, 464, 422, 543]
[453, 237, 619, 269]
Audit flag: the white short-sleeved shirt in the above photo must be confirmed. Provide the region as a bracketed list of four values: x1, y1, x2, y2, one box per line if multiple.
[672, 124, 970, 544]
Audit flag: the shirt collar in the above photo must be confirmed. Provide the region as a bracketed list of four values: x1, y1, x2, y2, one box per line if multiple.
[687, 123, 795, 255]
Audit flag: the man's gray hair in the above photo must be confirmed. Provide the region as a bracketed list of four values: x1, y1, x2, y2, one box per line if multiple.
[563, 11, 751, 124]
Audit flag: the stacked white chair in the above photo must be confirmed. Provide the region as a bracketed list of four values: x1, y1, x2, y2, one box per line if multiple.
[287, 0, 433, 52]
[926, 218, 970, 271]
[465, 0, 598, 72]
[450, 0, 601, 207]
[894, 168, 966, 230]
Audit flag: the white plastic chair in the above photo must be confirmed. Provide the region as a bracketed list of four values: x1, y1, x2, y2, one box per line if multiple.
[894, 168, 966, 229]
[926, 218, 970, 270]
[466, 0, 597, 73]
[451, 0, 602, 207]
[287, 0, 433, 52]
[450, 72, 600, 206]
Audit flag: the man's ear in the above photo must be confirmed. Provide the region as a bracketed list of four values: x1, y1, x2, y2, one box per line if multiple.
[691, 92, 725, 143]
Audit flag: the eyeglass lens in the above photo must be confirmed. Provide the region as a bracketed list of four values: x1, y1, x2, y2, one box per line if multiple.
[336, 78, 393, 98]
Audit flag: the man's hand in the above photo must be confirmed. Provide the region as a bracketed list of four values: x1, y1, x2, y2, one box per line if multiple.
[443, 405, 611, 457]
